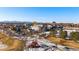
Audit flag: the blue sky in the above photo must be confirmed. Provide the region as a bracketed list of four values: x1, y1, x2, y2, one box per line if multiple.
[0, 7, 79, 23]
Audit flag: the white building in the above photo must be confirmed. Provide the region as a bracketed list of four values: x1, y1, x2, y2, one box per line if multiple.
[30, 25, 40, 31]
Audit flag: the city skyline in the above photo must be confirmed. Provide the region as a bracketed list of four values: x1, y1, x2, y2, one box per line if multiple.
[0, 7, 79, 23]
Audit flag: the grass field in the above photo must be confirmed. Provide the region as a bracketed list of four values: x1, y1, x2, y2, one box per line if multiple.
[47, 36, 79, 49]
[0, 32, 25, 51]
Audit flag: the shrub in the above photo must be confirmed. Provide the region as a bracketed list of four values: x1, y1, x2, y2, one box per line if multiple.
[60, 30, 67, 39]
[70, 32, 79, 41]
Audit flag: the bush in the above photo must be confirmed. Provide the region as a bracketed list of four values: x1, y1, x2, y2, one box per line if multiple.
[50, 30, 57, 37]
[70, 32, 79, 41]
[60, 30, 67, 39]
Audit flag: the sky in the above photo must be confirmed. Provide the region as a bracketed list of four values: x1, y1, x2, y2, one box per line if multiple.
[0, 7, 79, 23]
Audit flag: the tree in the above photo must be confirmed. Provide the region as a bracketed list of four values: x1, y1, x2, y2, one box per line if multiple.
[50, 30, 57, 37]
[70, 32, 79, 41]
[60, 30, 67, 39]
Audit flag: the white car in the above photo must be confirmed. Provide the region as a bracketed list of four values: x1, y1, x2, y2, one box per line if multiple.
[57, 45, 66, 50]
